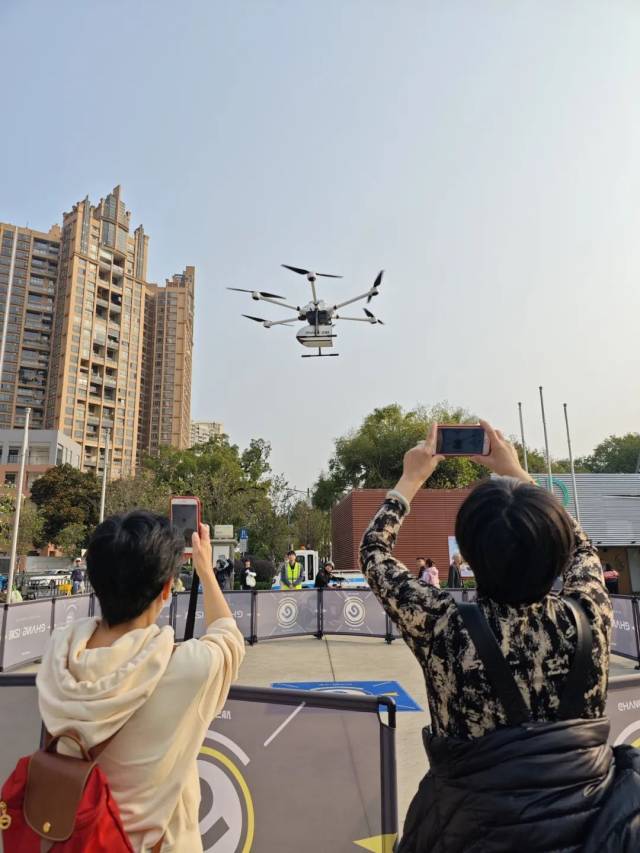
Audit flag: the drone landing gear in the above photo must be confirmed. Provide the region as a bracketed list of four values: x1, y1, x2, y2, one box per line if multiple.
[301, 348, 340, 358]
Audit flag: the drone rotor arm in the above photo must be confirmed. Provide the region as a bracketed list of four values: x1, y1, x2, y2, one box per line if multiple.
[257, 295, 301, 312]
[334, 315, 373, 323]
[332, 291, 373, 311]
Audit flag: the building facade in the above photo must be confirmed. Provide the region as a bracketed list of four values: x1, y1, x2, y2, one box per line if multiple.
[333, 475, 640, 595]
[0, 429, 81, 492]
[191, 420, 224, 446]
[0, 223, 61, 432]
[138, 268, 194, 457]
[0, 187, 194, 480]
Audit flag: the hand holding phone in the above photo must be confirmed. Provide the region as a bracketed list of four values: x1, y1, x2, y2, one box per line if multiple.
[170, 496, 202, 556]
[471, 420, 532, 482]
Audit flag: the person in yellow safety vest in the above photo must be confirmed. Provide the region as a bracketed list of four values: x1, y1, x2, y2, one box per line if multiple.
[281, 550, 304, 590]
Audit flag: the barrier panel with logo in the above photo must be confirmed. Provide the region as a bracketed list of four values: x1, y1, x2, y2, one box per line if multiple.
[174, 592, 254, 642]
[0, 676, 398, 853]
[609, 596, 640, 662]
[607, 674, 640, 746]
[52, 594, 92, 630]
[321, 589, 389, 638]
[1, 600, 53, 670]
[255, 590, 319, 640]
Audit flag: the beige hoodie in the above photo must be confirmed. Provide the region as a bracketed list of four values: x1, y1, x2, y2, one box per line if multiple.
[36, 616, 245, 852]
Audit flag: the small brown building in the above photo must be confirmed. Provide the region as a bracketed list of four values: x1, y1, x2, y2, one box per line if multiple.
[332, 488, 471, 582]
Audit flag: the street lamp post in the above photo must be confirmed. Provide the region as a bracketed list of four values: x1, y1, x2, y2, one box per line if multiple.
[7, 407, 31, 599]
[99, 429, 110, 523]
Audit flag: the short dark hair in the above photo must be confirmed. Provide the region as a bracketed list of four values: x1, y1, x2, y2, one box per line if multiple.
[287, 550, 296, 557]
[426, 558, 434, 567]
[87, 511, 184, 627]
[455, 478, 574, 605]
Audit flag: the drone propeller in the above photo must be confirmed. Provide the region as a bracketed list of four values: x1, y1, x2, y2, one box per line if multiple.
[281, 264, 342, 279]
[242, 314, 294, 328]
[228, 287, 287, 299]
[367, 270, 384, 303]
[364, 307, 384, 325]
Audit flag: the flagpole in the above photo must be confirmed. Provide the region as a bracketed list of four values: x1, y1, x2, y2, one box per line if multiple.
[563, 403, 581, 521]
[538, 386, 553, 492]
[517, 402, 529, 473]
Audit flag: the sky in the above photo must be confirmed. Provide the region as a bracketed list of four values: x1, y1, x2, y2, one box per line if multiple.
[1, 1, 640, 491]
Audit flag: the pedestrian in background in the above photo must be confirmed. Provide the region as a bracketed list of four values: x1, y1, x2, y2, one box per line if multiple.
[241, 558, 257, 590]
[281, 550, 304, 590]
[447, 553, 463, 589]
[603, 563, 619, 595]
[71, 558, 85, 594]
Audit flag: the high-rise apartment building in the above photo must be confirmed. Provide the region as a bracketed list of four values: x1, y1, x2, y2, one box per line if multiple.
[0, 223, 61, 431]
[137, 267, 194, 457]
[0, 186, 194, 480]
[191, 421, 224, 446]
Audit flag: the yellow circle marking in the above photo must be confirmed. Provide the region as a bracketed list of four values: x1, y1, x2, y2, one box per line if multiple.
[199, 746, 255, 853]
[632, 737, 640, 749]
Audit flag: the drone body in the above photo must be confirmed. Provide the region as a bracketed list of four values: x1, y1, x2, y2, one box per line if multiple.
[228, 266, 384, 358]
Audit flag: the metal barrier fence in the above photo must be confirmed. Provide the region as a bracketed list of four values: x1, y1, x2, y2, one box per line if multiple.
[3, 589, 639, 671]
[0, 675, 398, 853]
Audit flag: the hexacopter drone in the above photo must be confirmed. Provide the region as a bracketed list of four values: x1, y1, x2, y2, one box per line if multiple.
[228, 264, 385, 358]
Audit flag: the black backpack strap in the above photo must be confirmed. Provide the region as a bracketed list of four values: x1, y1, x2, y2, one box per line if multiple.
[457, 602, 530, 726]
[557, 596, 593, 720]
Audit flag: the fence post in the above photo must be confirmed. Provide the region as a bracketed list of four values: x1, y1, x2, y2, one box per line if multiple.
[385, 615, 394, 644]
[250, 590, 257, 645]
[316, 589, 323, 639]
[633, 597, 640, 671]
[0, 604, 7, 672]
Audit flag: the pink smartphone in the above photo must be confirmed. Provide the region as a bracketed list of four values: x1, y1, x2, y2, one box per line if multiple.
[436, 424, 490, 457]
[170, 496, 201, 556]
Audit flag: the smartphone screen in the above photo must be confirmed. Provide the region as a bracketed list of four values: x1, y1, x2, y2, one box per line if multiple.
[437, 427, 486, 455]
[171, 502, 198, 549]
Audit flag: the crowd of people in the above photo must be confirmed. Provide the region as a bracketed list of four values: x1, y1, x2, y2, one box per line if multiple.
[3, 419, 638, 852]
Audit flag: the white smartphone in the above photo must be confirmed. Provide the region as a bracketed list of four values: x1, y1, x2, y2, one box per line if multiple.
[170, 496, 201, 556]
[435, 425, 490, 457]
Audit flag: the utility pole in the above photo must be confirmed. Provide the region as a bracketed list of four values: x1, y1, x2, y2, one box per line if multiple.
[7, 407, 31, 599]
[517, 402, 529, 473]
[563, 403, 581, 522]
[538, 386, 553, 492]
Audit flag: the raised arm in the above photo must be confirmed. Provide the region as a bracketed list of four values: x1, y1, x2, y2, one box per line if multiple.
[561, 517, 612, 636]
[360, 425, 454, 641]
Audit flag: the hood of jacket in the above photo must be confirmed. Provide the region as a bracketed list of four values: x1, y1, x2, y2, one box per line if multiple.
[400, 718, 615, 853]
[37, 617, 175, 748]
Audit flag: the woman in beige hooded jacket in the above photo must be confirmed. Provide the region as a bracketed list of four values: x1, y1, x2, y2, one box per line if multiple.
[36, 511, 245, 852]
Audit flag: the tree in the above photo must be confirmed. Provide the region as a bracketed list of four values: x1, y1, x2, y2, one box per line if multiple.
[579, 433, 640, 473]
[509, 441, 586, 475]
[56, 522, 87, 558]
[30, 464, 100, 548]
[105, 469, 172, 517]
[313, 403, 489, 508]
[143, 435, 286, 560]
[0, 496, 43, 554]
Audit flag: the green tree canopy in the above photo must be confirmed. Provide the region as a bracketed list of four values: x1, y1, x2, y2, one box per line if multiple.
[56, 522, 87, 558]
[30, 465, 100, 548]
[0, 496, 43, 555]
[313, 403, 489, 509]
[579, 433, 640, 473]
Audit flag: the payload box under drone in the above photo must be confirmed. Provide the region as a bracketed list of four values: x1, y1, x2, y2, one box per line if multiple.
[228, 265, 385, 358]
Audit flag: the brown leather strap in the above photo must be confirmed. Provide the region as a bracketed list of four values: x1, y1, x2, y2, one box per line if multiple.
[25, 745, 96, 842]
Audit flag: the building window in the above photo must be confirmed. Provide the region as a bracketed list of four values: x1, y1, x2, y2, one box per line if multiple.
[4, 472, 16, 486]
[7, 446, 20, 464]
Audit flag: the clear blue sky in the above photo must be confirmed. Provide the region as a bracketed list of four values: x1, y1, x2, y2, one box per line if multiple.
[2, 1, 639, 490]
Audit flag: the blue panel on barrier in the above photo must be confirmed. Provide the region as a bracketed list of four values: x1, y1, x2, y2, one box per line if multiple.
[271, 679, 422, 712]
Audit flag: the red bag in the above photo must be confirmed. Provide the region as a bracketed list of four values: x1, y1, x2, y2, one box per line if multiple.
[0, 730, 135, 852]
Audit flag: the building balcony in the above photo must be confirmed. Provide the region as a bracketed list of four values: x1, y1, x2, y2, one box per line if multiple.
[87, 416, 100, 426]
[103, 377, 117, 388]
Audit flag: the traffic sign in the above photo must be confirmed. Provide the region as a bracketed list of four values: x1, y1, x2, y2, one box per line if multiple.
[239, 527, 249, 540]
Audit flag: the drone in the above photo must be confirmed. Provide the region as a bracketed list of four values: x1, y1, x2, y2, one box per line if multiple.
[228, 265, 385, 358]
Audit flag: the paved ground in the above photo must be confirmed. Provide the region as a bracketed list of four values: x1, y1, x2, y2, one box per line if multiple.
[237, 635, 639, 822]
[16, 636, 638, 825]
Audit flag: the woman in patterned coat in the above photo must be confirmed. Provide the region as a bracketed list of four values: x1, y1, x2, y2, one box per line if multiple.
[360, 421, 625, 852]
